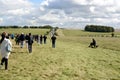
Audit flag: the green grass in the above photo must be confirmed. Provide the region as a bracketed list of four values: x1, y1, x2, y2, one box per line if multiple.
[0, 29, 120, 80]
[0, 28, 50, 35]
[62, 29, 120, 37]
[62, 29, 120, 51]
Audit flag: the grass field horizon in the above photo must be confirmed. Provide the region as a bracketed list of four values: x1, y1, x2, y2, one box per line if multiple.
[0, 28, 120, 80]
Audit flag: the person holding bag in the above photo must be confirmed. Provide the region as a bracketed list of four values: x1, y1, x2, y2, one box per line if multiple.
[0, 32, 12, 70]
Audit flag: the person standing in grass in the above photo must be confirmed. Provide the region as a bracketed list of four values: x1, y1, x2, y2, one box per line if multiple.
[0, 32, 12, 70]
[28, 33, 33, 53]
[40, 35, 43, 44]
[43, 35, 47, 44]
[25, 34, 29, 48]
[15, 34, 20, 45]
[19, 33, 25, 48]
[51, 35, 56, 48]
[38, 35, 40, 44]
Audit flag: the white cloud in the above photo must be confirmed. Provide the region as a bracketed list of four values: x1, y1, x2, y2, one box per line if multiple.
[90, 0, 114, 6]
[106, 7, 116, 12]
[1, 0, 32, 8]
[0, 0, 120, 29]
[0, 0, 33, 15]
[0, 18, 3, 23]
[7, 8, 30, 16]
[90, 6, 95, 13]
[72, 0, 89, 5]
[112, 18, 120, 23]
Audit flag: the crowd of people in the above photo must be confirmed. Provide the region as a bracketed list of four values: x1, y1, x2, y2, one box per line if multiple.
[0, 31, 98, 70]
[0, 31, 57, 70]
[14, 33, 56, 48]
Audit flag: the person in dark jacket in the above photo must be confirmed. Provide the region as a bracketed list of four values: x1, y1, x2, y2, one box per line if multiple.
[40, 35, 43, 44]
[28, 33, 33, 53]
[89, 38, 97, 48]
[43, 35, 47, 44]
[19, 33, 25, 48]
[51, 35, 56, 48]
[15, 34, 20, 45]
[25, 34, 29, 48]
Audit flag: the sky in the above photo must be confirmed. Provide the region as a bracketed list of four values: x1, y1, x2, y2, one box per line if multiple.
[0, 0, 120, 29]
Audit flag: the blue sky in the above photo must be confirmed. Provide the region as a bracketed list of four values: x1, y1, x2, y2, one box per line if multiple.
[0, 0, 120, 29]
[29, 0, 43, 3]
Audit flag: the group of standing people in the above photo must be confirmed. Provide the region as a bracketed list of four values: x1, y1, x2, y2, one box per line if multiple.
[34, 35, 47, 44]
[15, 33, 34, 53]
[15, 32, 57, 53]
[0, 31, 57, 70]
[35, 34, 56, 48]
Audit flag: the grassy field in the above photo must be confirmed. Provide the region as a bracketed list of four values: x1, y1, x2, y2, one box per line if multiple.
[0, 29, 120, 80]
[0, 28, 50, 35]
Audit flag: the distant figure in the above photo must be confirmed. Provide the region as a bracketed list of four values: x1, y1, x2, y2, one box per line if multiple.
[38, 35, 40, 44]
[89, 38, 98, 48]
[28, 33, 34, 53]
[25, 34, 29, 48]
[36, 35, 39, 43]
[40, 35, 43, 44]
[11, 33, 14, 39]
[111, 33, 114, 37]
[15, 34, 20, 45]
[0, 32, 12, 70]
[19, 33, 25, 48]
[43, 35, 47, 44]
[51, 35, 56, 48]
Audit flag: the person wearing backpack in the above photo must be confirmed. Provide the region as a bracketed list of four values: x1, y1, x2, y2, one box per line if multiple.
[0, 32, 12, 70]
[28, 33, 33, 53]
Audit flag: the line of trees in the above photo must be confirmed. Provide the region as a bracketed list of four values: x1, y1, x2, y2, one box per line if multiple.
[0, 25, 59, 29]
[84, 25, 114, 32]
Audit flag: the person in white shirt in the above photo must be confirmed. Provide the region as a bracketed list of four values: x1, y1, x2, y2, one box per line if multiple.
[0, 32, 12, 70]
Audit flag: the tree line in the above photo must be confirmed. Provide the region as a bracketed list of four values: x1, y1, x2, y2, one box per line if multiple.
[0, 25, 59, 29]
[84, 25, 114, 32]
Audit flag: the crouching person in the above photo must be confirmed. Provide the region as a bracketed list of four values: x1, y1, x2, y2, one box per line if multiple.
[89, 38, 98, 48]
[0, 32, 12, 70]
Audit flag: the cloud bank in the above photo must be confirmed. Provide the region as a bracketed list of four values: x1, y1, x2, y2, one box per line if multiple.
[0, 0, 120, 29]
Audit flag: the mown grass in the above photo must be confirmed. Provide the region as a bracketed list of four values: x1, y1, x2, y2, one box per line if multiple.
[0, 28, 50, 35]
[62, 29, 120, 38]
[62, 29, 120, 51]
[0, 29, 120, 80]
